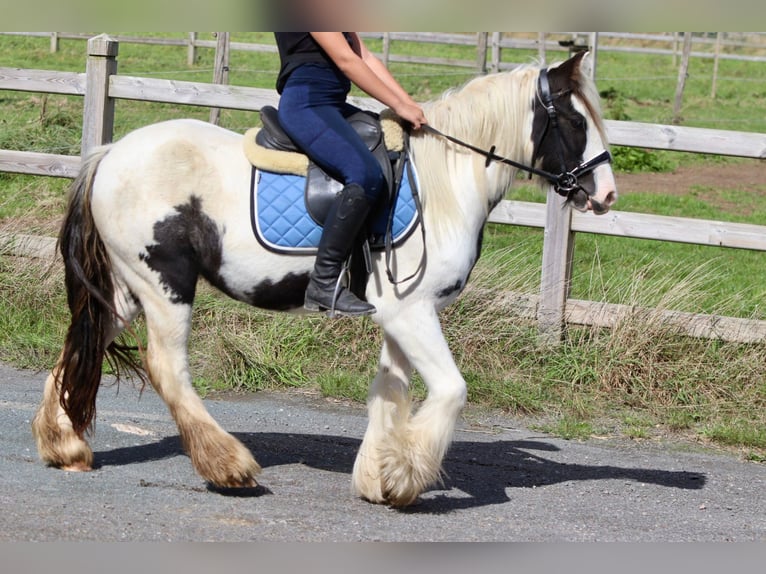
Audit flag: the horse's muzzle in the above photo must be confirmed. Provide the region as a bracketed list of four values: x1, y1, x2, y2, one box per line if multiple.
[588, 190, 617, 215]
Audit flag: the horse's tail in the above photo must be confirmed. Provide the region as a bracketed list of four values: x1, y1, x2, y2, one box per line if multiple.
[57, 145, 145, 436]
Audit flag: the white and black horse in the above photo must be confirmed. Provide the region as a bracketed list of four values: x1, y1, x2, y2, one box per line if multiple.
[33, 52, 616, 506]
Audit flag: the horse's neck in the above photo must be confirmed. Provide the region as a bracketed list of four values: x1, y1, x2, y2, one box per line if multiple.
[428, 71, 534, 191]
[419, 86, 531, 226]
[430, 71, 534, 154]
[410, 140, 516, 248]
[410, 70, 537, 245]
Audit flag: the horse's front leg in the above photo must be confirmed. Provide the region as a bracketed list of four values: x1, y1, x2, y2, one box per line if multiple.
[356, 307, 467, 507]
[143, 299, 260, 488]
[352, 334, 413, 503]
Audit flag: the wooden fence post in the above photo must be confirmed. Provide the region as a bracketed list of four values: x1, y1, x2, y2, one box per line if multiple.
[476, 32, 488, 74]
[672, 32, 693, 125]
[538, 32, 547, 66]
[187, 32, 198, 66]
[490, 32, 501, 73]
[81, 34, 118, 158]
[588, 32, 599, 79]
[209, 32, 230, 125]
[50, 32, 59, 53]
[537, 187, 575, 345]
[711, 32, 722, 99]
[382, 33, 391, 68]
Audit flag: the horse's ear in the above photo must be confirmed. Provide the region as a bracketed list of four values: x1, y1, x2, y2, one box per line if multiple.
[577, 51, 593, 79]
[548, 50, 590, 89]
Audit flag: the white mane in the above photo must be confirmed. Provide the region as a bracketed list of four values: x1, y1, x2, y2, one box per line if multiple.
[412, 65, 540, 238]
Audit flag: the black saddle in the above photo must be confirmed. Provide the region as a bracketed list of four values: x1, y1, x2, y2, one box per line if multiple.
[255, 105, 396, 226]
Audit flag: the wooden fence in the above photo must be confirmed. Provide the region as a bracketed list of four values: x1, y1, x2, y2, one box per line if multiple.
[5, 31, 766, 123]
[4, 31, 766, 68]
[1, 34, 765, 344]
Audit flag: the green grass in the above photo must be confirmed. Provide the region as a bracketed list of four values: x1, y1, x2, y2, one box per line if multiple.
[1, 33, 765, 458]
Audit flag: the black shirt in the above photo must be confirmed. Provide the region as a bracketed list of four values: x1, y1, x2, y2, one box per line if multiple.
[274, 33, 353, 93]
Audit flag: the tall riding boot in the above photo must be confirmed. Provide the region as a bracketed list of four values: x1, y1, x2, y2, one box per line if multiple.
[305, 183, 376, 316]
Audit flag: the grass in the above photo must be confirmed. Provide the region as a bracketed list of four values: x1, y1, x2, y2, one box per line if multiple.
[1, 33, 765, 459]
[2, 236, 765, 457]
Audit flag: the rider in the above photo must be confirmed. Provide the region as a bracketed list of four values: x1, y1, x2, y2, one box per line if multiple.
[274, 32, 427, 316]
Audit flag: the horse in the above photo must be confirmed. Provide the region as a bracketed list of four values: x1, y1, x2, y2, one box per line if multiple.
[32, 51, 617, 507]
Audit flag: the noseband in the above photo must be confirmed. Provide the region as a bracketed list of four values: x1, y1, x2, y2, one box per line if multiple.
[421, 68, 612, 202]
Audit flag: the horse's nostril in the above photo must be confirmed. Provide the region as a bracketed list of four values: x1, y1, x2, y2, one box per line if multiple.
[605, 191, 617, 207]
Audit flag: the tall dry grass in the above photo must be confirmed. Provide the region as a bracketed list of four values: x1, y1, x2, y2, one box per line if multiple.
[1, 234, 764, 456]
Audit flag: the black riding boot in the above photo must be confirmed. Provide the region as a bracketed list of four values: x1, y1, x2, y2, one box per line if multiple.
[304, 183, 376, 317]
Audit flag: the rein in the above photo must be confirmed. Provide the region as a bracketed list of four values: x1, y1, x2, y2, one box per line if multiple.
[420, 68, 612, 201]
[383, 67, 613, 286]
[383, 136, 426, 286]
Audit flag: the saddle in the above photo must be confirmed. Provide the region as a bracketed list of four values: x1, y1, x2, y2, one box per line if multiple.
[244, 106, 423, 293]
[255, 105, 401, 226]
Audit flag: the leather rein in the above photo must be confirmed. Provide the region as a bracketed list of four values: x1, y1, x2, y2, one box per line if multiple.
[420, 68, 612, 202]
[383, 67, 612, 286]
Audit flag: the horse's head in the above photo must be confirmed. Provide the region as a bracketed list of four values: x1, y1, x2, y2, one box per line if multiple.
[531, 51, 617, 215]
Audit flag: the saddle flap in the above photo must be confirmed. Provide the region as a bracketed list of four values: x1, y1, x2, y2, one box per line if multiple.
[305, 164, 343, 224]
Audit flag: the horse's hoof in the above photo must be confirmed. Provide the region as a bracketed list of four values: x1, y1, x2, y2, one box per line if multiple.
[384, 490, 419, 508]
[214, 471, 259, 489]
[235, 476, 258, 488]
[60, 462, 92, 472]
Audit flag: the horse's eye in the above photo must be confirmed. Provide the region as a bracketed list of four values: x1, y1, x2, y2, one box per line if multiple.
[572, 116, 586, 130]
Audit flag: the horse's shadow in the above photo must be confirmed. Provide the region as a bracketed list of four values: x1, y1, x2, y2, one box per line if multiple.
[94, 431, 706, 512]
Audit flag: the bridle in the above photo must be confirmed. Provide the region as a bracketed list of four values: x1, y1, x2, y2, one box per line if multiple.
[533, 68, 612, 200]
[420, 68, 612, 202]
[385, 67, 613, 286]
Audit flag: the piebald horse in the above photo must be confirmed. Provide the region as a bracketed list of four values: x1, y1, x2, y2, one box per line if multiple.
[32, 52, 616, 506]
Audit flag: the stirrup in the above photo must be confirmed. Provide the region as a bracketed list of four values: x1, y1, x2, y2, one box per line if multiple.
[326, 265, 349, 318]
[326, 259, 368, 319]
[304, 263, 375, 317]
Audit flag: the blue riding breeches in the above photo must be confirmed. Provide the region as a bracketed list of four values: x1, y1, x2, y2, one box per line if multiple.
[277, 63, 386, 202]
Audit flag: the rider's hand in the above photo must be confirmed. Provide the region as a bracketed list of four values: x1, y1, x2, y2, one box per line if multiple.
[395, 101, 427, 130]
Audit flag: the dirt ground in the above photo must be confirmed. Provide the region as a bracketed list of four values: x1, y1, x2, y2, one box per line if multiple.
[616, 161, 766, 203]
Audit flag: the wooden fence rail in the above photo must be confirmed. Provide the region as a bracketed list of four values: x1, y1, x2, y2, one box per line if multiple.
[3, 31, 766, 71]
[1, 34, 765, 344]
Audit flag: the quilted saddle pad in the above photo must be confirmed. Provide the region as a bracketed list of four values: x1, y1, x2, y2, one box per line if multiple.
[251, 157, 420, 255]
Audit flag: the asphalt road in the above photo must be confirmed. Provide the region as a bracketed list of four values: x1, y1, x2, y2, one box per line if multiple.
[1, 361, 765, 542]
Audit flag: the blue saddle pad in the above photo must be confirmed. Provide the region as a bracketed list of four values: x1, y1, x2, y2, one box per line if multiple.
[251, 158, 419, 254]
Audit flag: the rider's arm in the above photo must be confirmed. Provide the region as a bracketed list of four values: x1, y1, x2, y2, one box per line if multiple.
[310, 32, 426, 129]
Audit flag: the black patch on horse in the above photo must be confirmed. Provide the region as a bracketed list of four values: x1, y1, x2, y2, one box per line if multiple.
[140, 196, 224, 305]
[436, 279, 464, 300]
[244, 272, 310, 311]
[434, 229, 483, 301]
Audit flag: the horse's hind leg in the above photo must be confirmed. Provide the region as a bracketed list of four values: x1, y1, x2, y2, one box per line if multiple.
[33, 360, 94, 471]
[32, 284, 139, 471]
[142, 297, 260, 488]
